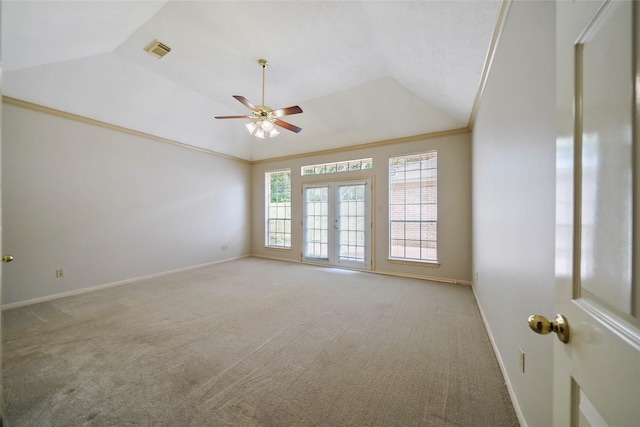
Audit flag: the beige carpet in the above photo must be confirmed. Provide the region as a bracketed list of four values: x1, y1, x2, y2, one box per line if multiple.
[3, 257, 518, 426]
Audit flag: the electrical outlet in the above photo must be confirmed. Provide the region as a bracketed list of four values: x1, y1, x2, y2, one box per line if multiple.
[519, 348, 525, 373]
[474, 272, 479, 281]
[56, 269, 65, 278]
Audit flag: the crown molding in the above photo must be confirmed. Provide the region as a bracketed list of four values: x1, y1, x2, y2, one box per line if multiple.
[468, 0, 513, 129]
[4, 95, 471, 167]
[2, 96, 251, 165]
[250, 127, 471, 165]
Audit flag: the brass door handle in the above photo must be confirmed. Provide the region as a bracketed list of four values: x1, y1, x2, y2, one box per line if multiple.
[2, 255, 14, 263]
[528, 314, 570, 343]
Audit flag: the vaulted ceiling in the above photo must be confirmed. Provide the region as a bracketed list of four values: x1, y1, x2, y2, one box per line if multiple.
[2, 1, 502, 161]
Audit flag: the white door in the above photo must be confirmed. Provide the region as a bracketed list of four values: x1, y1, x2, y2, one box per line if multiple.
[0, 65, 5, 422]
[302, 180, 372, 270]
[549, 1, 640, 425]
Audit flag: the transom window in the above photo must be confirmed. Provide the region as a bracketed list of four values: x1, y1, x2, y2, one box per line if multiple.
[389, 152, 437, 262]
[302, 158, 372, 176]
[265, 169, 291, 248]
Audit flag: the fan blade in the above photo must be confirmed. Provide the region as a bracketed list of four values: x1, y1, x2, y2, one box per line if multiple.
[272, 105, 303, 118]
[233, 95, 258, 111]
[274, 119, 302, 133]
[214, 115, 252, 119]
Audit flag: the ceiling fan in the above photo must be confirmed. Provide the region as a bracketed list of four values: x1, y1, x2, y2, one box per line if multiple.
[215, 59, 303, 138]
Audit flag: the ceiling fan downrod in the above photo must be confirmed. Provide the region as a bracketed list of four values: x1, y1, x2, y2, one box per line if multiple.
[259, 59, 268, 107]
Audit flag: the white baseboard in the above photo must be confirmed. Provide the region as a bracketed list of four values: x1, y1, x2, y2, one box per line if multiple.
[471, 283, 526, 427]
[374, 269, 472, 286]
[250, 253, 297, 264]
[2, 255, 248, 311]
[251, 253, 472, 286]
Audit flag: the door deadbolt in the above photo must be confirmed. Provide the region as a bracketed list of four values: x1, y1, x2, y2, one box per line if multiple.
[527, 313, 570, 344]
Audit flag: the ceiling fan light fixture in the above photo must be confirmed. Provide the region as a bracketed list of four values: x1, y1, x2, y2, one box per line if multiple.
[245, 122, 257, 134]
[262, 120, 274, 131]
[246, 119, 280, 138]
[268, 127, 280, 138]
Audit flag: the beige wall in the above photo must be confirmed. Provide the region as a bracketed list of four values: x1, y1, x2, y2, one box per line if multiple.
[2, 102, 252, 306]
[472, 1, 556, 426]
[251, 131, 472, 284]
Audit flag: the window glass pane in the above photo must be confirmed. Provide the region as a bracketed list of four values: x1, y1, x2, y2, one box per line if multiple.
[337, 184, 367, 263]
[265, 170, 291, 248]
[389, 152, 438, 262]
[301, 158, 373, 176]
[304, 186, 329, 258]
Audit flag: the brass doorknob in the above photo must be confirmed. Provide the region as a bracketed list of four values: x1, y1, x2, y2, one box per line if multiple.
[528, 313, 570, 343]
[2, 255, 14, 263]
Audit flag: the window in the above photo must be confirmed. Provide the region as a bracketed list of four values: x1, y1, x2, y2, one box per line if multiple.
[301, 158, 372, 176]
[266, 169, 291, 248]
[389, 152, 437, 262]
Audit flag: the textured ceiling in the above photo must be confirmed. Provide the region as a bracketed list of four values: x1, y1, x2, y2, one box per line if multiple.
[2, 0, 501, 161]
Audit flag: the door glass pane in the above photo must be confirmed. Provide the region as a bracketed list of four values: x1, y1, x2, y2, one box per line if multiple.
[304, 187, 328, 259]
[579, 0, 633, 316]
[338, 184, 366, 263]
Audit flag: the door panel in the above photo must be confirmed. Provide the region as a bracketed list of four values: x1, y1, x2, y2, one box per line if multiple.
[303, 180, 371, 269]
[555, 1, 640, 425]
[303, 186, 329, 260]
[578, 0, 633, 317]
[336, 182, 370, 269]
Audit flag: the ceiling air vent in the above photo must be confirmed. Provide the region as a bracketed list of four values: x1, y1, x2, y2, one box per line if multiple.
[144, 39, 171, 58]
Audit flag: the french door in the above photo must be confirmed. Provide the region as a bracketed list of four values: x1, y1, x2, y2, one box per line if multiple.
[302, 179, 371, 270]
